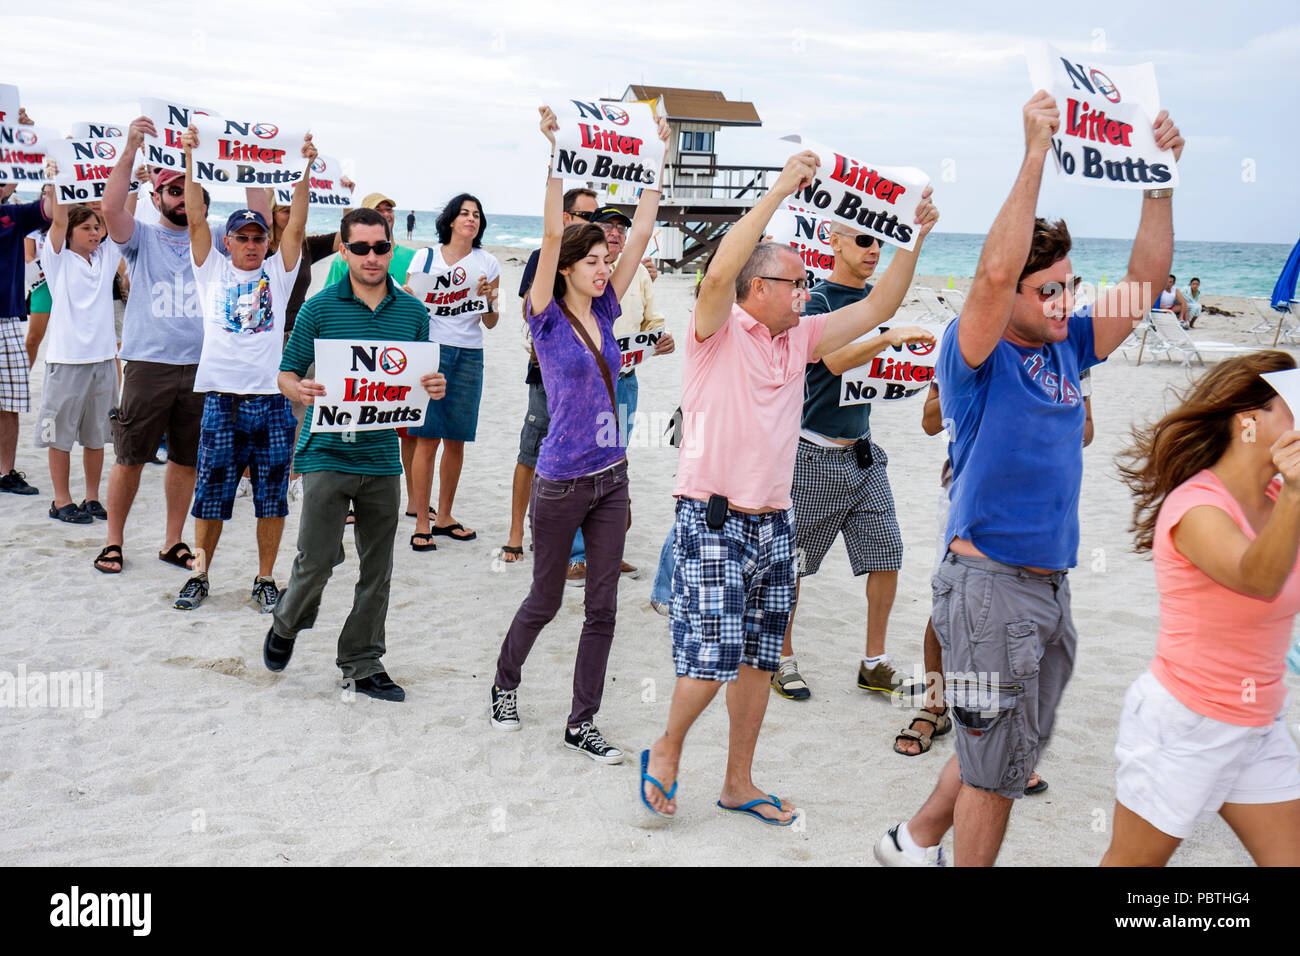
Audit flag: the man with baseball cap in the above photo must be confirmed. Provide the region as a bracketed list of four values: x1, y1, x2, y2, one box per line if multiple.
[94, 116, 270, 574]
[169, 125, 314, 612]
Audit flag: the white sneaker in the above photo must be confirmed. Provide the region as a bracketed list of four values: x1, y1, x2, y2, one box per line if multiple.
[287, 476, 303, 502]
[235, 476, 253, 498]
[873, 823, 946, 867]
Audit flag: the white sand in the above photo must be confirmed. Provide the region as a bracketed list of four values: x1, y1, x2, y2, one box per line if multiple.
[1, 248, 1296, 866]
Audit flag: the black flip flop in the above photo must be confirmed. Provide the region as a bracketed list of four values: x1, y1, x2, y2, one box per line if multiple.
[431, 523, 477, 541]
[159, 542, 195, 569]
[499, 545, 524, 562]
[404, 507, 437, 519]
[410, 532, 437, 552]
[1025, 777, 1049, 795]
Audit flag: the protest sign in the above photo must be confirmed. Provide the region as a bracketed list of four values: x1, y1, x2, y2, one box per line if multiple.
[69, 122, 124, 140]
[47, 137, 140, 203]
[140, 96, 219, 170]
[310, 340, 439, 433]
[780, 135, 929, 252]
[271, 153, 351, 207]
[191, 114, 309, 189]
[0, 124, 59, 184]
[1262, 369, 1300, 420]
[618, 329, 664, 372]
[838, 322, 943, 406]
[1025, 40, 1178, 190]
[406, 264, 489, 329]
[0, 84, 20, 126]
[767, 202, 836, 285]
[551, 98, 663, 190]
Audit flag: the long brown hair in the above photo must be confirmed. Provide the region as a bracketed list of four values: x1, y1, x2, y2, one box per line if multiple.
[1118, 350, 1296, 552]
[552, 223, 608, 301]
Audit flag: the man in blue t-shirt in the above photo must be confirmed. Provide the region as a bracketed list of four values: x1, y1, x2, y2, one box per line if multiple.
[776, 220, 936, 707]
[875, 91, 1184, 868]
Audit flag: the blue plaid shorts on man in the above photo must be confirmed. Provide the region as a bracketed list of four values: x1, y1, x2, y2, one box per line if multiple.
[670, 498, 797, 681]
[192, 393, 296, 521]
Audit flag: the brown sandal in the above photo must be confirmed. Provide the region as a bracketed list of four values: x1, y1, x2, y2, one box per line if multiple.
[894, 707, 951, 756]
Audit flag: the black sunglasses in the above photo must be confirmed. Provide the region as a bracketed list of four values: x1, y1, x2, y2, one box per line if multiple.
[760, 275, 808, 289]
[569, 210, 594, 221]
[834, 233, 883, 248]
[345, 240, 393, 257]
[160, 185, 185, 197]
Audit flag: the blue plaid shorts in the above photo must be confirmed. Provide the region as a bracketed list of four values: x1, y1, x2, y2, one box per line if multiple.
[670, 498, 797, 681]
[192, 393, 296, 520]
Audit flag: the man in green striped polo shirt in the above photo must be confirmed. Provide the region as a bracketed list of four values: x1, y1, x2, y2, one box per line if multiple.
[264, 207, 446, 702]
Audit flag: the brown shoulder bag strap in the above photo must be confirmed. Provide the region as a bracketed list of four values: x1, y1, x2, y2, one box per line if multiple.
[557, 299, 621, 446]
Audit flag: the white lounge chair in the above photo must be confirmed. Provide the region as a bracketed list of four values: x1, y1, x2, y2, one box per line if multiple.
[1248, 297, 1300, 346]
[1148, 310, 1250, 367]
[1119, 315, 1173, 366]
[914, 286, 960, 322]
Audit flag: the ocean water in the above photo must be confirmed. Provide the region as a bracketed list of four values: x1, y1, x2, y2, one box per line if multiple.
[206, 201, 1294, 300]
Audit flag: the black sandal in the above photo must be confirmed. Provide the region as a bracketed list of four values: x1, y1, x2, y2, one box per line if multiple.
[159, 542, 195, 569]
[410, 532, 437, 552]
[94, 545, 123, 574]
[499, 545, 524, 563]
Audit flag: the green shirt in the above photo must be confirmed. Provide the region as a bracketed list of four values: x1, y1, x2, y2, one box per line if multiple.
[281, 275, 429, 475]
[325, 243, 416, 286]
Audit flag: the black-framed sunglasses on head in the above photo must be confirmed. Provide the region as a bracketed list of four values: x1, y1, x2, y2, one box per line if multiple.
[345, 240, 393, 257]
[761, 276, 808, 289]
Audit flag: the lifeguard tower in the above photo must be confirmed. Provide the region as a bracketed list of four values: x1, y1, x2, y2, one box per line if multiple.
[595, 85, 778, 272]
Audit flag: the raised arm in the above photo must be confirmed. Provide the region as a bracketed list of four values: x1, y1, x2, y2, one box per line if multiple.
[955, 91, 1058, 369]
[278, 134, 316, 272]
[528, 106, 564, 316]
[610, 116, 671, 300]
[103, 117, 154, 244]
[45, 163, 68, 254]
[1092, 110, 1184, 358]
[181, 125, 212, 267]
[812, 189, 939, 360]
[695, 150, 820, 340]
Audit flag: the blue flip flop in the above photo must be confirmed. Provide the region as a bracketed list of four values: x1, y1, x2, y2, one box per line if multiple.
[639, 749, 677, 818]
[717, 794, 796, 826]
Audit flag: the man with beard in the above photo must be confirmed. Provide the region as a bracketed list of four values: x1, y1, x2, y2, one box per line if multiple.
[93, 116, 269, 574]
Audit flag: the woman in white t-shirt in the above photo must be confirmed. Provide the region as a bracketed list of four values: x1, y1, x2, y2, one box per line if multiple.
[404, 193, 500, 548]
[34, 201, 123, 523]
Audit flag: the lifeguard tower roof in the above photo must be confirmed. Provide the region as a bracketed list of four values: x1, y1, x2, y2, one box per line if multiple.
[622, 86, 761, 127]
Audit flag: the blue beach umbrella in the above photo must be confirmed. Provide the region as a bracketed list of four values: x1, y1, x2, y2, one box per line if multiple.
[1271, 236, 1300, 311]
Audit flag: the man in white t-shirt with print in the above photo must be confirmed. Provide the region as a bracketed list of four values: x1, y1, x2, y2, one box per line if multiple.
[171, 125, 314, 613]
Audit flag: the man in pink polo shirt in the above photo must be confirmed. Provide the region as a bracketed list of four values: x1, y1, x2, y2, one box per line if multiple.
[638, 151, 938, 823]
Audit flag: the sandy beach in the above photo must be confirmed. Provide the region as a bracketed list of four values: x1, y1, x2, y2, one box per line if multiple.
[2, 245, 1296, 867]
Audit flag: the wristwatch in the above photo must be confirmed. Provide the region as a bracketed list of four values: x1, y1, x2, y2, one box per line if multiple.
[1144, 188, 1173, 199]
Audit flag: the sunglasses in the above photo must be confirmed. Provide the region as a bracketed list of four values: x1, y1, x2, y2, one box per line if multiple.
[835, 233, 883, 248]
[160, 185, 185, 197]
[570, 210, 594, 221]
[761, 275, 809, 290]
[1018, 275, 1082, 301]
[230, 234, 268, 245]
[345, 240, 393, 257]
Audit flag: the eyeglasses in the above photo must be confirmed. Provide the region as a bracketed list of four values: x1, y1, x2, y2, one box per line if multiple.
[833, 233, 883, 248]
[345, 240, 393, 257]
[761, 276, 808, 290]
[569, 210, 594, 221]
[160, 185, 185, 197]
[230, 234, 268, 245]
[1018, 275, 1082, 301]
[602, 223, 628, 235]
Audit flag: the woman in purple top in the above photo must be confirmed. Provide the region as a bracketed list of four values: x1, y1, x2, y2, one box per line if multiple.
[489, 105, 669, 764]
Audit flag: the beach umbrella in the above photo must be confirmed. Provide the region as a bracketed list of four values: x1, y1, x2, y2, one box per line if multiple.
[1271, 236, 1300, 311]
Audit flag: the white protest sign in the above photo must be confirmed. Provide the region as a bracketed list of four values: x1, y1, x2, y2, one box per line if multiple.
[839, 322, 943, 406]
[767, 202, 836, 285]
[781, 135, 929, 252]
[0, 124, 59, 184]
[1025, 41, 1178, 190]
[618, 329, 664, 373]
[0, 84, 21, 126]
[69, 121, 125, 140]
[406, 261, 489, 332]
[271, 153, 351, 207]
[140, 96, 219, 171]
[1262, 369, 1300, 421]
[47, 137, 142, 204]
[551, 98, 663, 190]
[191, 114, 309, 189]
[310, 340, 439, 433]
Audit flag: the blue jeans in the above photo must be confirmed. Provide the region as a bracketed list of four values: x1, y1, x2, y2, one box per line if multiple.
[650, 527, 675, 604]
[573, 372, 639, 563]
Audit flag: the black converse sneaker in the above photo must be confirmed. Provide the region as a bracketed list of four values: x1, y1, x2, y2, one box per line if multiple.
[563, 722, 625, 764]
[251, 576, 280, 614]
[490, 684, 521, 731]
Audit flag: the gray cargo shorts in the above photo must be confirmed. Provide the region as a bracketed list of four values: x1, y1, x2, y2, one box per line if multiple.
[931, 552, 1077, 800]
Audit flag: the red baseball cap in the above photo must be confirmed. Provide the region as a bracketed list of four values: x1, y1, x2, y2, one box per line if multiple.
[152, 168, 183, 189]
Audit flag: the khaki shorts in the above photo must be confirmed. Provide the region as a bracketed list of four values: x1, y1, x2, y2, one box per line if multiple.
[931, 552, 1077, 800]
[112, 361, 203, 467]
[34, 360, 116, 451]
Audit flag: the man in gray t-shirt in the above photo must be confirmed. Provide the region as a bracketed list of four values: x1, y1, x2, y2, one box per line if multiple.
[92, 116, 268, 575]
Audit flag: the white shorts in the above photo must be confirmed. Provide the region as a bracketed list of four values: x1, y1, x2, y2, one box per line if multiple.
[1115, 670, 1300, 839]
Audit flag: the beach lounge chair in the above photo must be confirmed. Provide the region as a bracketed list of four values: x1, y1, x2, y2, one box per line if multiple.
[1118, 315, 1173, 366]
[914, 286, 961, 323]
[1248, 297, 1300, 346]
[1148, 310, 1250, 367]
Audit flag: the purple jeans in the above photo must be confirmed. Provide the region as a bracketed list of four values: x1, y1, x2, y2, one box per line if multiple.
[494, 459, 629, 726]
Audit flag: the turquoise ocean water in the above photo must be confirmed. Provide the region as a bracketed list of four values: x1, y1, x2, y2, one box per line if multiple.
[208, 202, 1293, 299]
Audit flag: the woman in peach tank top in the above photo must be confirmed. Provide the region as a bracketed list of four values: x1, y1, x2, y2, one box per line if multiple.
[1102, 351, 1300, 866]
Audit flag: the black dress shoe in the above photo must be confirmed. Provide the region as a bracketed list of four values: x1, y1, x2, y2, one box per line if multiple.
[263, 626, 296, 672]
[350, 671, 405, 702]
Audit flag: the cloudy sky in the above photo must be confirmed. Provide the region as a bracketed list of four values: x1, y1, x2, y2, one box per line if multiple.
[8, 0, 1298, 241]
